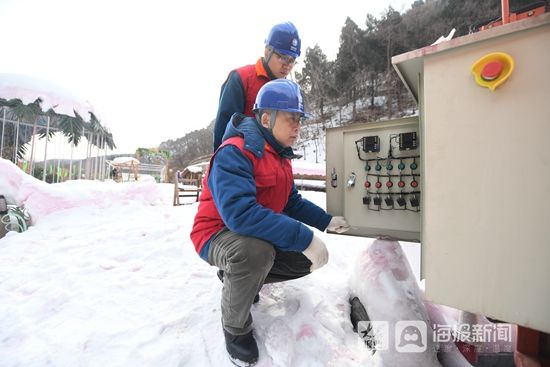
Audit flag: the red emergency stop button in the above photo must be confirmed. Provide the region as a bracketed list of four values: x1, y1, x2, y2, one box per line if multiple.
[471, 52, 514, 91]
[481, 60, 503, 81]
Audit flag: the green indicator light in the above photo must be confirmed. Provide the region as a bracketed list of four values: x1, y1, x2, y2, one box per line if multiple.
[375, 163, 382, 171]
[386, 164, 393, 170]
[398, 162, 405, 170]
[410, 162, 418, 170]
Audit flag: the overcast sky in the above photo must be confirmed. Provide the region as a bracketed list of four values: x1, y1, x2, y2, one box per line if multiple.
[0, 0, 415, 154]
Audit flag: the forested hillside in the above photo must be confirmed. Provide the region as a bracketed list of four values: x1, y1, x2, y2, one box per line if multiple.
[162, 0, 534, 172]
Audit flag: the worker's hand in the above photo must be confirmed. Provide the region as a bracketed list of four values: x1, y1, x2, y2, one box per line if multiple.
[327, 216, 350, 233]
[302, 234, 329, 272]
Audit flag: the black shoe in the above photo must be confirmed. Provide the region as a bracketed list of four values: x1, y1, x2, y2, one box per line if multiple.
[223, 329, 259, 366]
[217, 270, 260, 304]
[349, 296, 370, 332]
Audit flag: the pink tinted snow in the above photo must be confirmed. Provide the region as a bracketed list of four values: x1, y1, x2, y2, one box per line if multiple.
[351, 239, 444, 366]
[291, 160, 325, 176]
[0, 158, 166, 224]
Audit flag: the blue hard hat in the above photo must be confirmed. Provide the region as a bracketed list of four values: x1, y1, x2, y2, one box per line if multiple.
[253, 79, 308, 117]
[265, 22, 301, 58]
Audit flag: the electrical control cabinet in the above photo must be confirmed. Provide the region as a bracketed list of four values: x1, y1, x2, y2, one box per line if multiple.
[326, 117, 421, 242]
[326, 14, 550, 334]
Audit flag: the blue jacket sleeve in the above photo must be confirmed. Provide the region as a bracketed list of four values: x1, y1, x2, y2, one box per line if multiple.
[209, 145, 314, 252]
[213, 71, 245, 150]
[283, 185, 332, 231]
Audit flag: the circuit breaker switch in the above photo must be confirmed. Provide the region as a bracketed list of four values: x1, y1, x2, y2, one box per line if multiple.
[410, 196, 420, 207]
[384, 197, 394, 206]
[362, 136, 380, 152]
[363, 196, 371, 205]
[373, 196, 382, 206]
[399, 132, 418, 150]
[397, 197, 407, 207]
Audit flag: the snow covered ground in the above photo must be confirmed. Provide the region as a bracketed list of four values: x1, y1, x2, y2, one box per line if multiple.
[0, 159, 423, 367]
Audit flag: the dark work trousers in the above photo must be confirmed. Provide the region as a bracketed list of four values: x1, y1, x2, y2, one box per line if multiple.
[207, 227, 312, 335]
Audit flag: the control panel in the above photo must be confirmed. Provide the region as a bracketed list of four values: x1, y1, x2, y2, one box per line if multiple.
[326, 117, 421, 241]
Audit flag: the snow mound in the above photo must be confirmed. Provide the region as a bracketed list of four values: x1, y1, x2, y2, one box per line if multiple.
[0, 158, 171, 224]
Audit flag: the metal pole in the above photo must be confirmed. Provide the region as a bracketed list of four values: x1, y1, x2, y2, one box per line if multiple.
[78, 126, 85, 179]
[85, 133, 90, 179]
[29, 116, 38, 176]
[95, 138, 100, 180]
[42, 116, 50, 181]
[69, 141, 74, 180]
[100, 135, 105, 180]
[56, 134, 61, 183]
[1, 108, 5, 159]
[14, 118, 20, 163]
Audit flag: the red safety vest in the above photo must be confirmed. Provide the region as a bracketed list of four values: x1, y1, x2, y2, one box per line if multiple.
[190, 136, 293, 254]
[236, 59, 271, 118]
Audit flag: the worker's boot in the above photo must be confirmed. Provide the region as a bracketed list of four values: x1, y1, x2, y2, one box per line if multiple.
[223, 328, 258, 366]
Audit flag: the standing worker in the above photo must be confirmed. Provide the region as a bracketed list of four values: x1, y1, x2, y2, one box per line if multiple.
[191, 79, 350, 366]
[213, 21, 301, 151]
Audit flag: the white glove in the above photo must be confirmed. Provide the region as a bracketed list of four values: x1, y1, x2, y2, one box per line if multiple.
[302, 234, 329, 272]
[327, 216, 350, 233]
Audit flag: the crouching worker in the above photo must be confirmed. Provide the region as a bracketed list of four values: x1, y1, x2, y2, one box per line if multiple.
[190, 79, 349, 366]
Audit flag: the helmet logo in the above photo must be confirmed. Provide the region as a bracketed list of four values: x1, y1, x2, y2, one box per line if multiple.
[290, 38, 298, 52]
